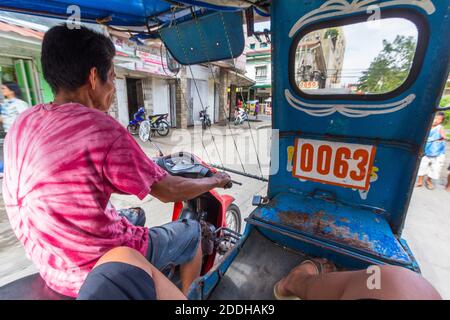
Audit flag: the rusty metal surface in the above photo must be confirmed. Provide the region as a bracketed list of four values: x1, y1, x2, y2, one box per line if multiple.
[278, 210, 374, 252]
[251, 192, 412, 264]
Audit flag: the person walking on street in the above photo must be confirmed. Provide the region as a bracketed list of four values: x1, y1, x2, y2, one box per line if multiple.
[0, 82, 29, 133]
[416, 112, 446, 190]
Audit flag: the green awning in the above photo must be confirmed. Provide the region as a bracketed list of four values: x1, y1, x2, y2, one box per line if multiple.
[252, 84, 272, 88]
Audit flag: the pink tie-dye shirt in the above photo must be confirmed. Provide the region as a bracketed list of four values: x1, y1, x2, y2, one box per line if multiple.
[2, 103, 167, 297]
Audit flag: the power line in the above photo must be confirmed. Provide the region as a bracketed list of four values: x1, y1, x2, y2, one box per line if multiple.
[190, 8, 248, 174]
[220, 12, 265, 180]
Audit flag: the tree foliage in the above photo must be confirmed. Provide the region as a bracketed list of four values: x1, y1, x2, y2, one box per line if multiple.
[324, 28, 339, 40]
[357, 35, 416, 94]
[440, 95, 450, 128]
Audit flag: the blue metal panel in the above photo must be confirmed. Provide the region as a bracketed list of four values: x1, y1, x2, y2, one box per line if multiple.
[0, 2, 245, 64]
[160, 11, 245, 65]
[0, 0, 172, 25]
[273, 135, 418, 233]
[250, 192, 412, 265]
[255, 225, 419, 272]
[177, 0, 246, 11]
[270, 0, 450, 235]
[0, 0, 246, 26]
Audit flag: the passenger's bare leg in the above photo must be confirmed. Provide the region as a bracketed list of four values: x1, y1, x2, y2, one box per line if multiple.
[277, 263, 441, 300]
[179, 243, 202, 295]
[446, 174, 450, 191]
[94, 247, 186, 300]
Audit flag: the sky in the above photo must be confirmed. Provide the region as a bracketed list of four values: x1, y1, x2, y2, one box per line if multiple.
[255, 21, 270, 32]
[340, 18, 418, 86]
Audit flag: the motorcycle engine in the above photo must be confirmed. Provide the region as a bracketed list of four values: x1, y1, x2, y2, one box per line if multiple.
[199, 220, 216, 256]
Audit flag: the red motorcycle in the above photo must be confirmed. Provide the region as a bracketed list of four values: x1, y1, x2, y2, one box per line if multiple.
[154, 151, 242, 275]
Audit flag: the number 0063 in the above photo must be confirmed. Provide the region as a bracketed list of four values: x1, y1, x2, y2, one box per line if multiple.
[292, 139, 376, 190]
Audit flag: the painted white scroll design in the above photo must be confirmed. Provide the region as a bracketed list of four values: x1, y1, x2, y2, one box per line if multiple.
[285, 89, 416, 117]
[289, 0, 436, 38]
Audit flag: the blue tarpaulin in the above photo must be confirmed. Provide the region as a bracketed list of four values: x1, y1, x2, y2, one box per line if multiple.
[0, 0, 251, 26]
[0, 0, 251, 64]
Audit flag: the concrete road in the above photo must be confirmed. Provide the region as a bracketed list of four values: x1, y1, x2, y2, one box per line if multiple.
[1, 122, 449, 299]
[402, 183, 450, 299]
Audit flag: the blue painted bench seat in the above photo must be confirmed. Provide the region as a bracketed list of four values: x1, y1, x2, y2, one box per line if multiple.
[250, 193, 413, 266]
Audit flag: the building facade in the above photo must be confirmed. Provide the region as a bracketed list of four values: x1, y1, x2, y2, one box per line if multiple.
[294, 27, 346, 91]
[0, 14, 54, 106]
[0, 12, 253, 130]
[107, 33, 179, 128]
[245, 35, 272, 105]
[243, 25, 345, 113]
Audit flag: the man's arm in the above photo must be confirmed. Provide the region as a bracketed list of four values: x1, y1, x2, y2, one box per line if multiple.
[150, 172, 231, 203]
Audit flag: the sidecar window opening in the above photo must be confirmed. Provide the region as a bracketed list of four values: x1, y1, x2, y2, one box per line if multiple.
[288, 9, 428, 102]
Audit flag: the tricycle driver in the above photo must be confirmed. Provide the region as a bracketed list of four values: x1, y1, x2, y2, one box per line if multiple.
[2, 25, 231, 298]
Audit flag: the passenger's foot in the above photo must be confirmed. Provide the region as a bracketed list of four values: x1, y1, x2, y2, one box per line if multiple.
[416, 176, 424, 188]
[274, 258, 336, 300]
[425, 179, 434, 190]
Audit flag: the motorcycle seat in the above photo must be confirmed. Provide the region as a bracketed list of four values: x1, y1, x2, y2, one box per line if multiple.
[0, 273, 73, 300]
[149, 113, 168, 118]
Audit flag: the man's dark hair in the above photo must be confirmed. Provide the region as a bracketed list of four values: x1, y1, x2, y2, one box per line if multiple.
[41, 25, 115, 93]
[436, 111, 445, 118]
[2, 82, 23, 99]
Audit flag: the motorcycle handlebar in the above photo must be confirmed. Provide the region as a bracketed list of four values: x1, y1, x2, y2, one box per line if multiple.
[205, 169, 236, 189]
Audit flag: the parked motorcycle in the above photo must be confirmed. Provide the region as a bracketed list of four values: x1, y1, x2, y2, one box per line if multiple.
[127, 107, 146, 135]
[199, 106, 212, 130]
[139, 113, 171, 142]
[234, 107, 248, 126]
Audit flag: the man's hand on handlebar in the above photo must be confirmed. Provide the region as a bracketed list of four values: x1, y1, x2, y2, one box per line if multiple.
[151, 172, 233, 203]
[213, 172, 232, 189]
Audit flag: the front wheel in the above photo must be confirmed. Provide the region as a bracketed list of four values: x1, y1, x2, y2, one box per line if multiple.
[225, 204, 242, 234]
[127, 124, 139, 135]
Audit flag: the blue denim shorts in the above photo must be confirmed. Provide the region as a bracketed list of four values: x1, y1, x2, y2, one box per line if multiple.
[146, 219, 201, 272]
